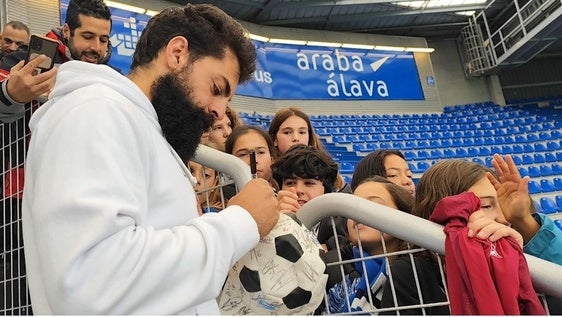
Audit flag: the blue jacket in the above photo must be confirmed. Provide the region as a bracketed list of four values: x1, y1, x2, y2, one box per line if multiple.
[524, 213, 562, 265]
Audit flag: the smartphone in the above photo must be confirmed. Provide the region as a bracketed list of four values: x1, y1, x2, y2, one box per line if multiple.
[25, 34, 59, 72]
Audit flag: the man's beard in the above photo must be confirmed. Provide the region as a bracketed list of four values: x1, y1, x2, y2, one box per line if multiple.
[67, 35, 101, 63]
[151, 70, 214, 163]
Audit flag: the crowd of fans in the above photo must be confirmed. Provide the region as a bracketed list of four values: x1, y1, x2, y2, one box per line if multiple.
[0, 0, 561, 314]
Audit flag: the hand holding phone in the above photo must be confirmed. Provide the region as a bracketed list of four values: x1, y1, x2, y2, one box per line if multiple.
[25, 35, 59, 73]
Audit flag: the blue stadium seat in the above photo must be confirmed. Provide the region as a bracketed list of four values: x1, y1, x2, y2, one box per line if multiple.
[441, 139, 453, 147]
[528, 180, 542, 194]
[547, 141, 560, 151]
[315, 127, 329, 135]
[327, 127, 341, 135]
[554, 178, 562, 191]
[339, 162, 354, 174]
[479, 147, 491, 156]
[483, 137, 495, 145]
[527, 133, 539, 142]
[417, 150, 430, 160]
[540, 165, 554, 176]
[430, 149, 443, 159]
[556, 196, 562, 212]
[534, 143, 547, 152]
[485, 157, 494, 167]
[503, 136, 515, 144]
[515, 135, 528, 143]
[534, 153, 546, 164]
[429, 140, 441, 148]
[409, 162, 422, 174]
[333, 135, 347, 143]
[443, 149, 455, 158]
[378, 142, 391, 149]
[467, 147, 480, 156]
[528, 166, 541, 178]
[417, 161, 430, 172]
[352, 143, 368, 152]
[461, 138, 474, 146]
[404, 151, 417, 160]
[511, 155, 523, 165]
[472, 158, 485, 165]
[405, 140, 416, 149]
[494, 136, 505, 145]
[553, 164, 562, 175]
[417, 140, 430, 149]
[511, 144, 524, 154]
[539, 132, 552, 140]
[522, 154, 534, 164]
[518, 167, 529, 177]
[500, 145, 513, 154]
[540, 197, 558, 214]
[555, 219, 562, 232]
[473, 137, 485, 146]
[541, 179, 556, 193]
[545, 153, 557, 163]
[490, 146, 502, 155]
[557, 152, 562, 161]
[455, 148, 468, 158]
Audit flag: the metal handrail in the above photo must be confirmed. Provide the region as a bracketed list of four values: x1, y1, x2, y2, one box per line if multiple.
[193, 144, 252, 190]
[297, 192, 562, 298]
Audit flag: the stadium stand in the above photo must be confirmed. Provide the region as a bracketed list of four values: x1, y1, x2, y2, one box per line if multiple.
[240, 100, 562, 208]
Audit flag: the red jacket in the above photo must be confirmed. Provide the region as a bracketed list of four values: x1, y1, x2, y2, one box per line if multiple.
[430, 192, 545, 315]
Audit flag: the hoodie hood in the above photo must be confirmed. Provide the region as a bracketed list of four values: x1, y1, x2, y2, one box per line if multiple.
[30, 61, 158, 130]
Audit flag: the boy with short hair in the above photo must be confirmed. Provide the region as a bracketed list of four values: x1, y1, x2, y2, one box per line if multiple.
[272, 143, 339, 237]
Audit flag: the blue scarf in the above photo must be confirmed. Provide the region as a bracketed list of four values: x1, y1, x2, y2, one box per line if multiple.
[325, 246, 387, 314]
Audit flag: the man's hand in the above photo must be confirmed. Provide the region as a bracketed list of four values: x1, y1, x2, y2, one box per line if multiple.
[228, 178, 279, 238]
[6, 55, 57, 103]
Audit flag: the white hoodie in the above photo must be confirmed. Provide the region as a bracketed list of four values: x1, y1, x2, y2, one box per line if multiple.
[22, 61, 259, 314]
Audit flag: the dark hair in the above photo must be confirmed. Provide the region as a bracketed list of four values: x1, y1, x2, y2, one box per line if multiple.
[65, 0, 112, 34]
[272, 144, 338, 193]
[225, 125, 278, 159]
[5, 21, 30, 36]
[268, 107, 324, 153]
[130, 4, 256, 83]
[413, 160, 493, 221]
[355, 175, 414, 214]
[350, 149, 407, 191]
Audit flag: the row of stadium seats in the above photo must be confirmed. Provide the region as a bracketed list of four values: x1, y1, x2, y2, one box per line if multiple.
[311, 115, 556, 127]
[319, 127, 561, 139]
[529, 179, 562, 194]
[355, 142, 561, 156]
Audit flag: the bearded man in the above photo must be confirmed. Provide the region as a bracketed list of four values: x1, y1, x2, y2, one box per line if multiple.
[21, 4, 279, 315]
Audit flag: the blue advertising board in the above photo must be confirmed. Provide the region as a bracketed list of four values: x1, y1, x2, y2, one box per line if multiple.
[59, 1, 424, 100]
[240, 43, 424, 100]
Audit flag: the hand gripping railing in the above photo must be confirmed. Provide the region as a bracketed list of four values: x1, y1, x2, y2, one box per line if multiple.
[297, 193, 562, 298]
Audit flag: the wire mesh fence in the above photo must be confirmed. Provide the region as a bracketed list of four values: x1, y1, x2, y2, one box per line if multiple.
[1, 127, 561, 314]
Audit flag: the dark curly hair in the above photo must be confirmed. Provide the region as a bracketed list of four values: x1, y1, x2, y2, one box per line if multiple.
[130, 4, 256, 83]
[271, 144, 338, 193]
